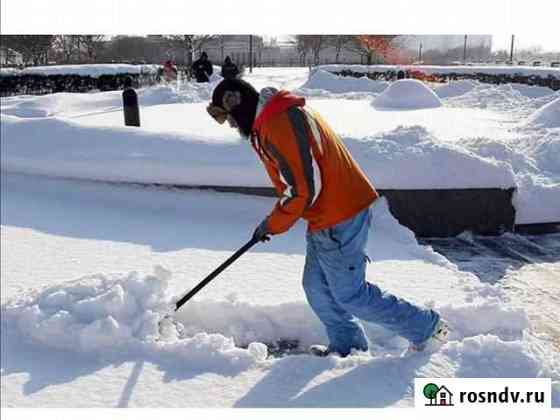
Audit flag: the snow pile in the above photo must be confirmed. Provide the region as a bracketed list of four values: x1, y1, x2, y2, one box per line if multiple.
[526, 97, 560, 128]
[1, 115, 517, 190]
[531, 134, 560, 174]
[1, 266, 269, 370]
[434, 80, 477, 99]
[300, 69, 389, 94]
[443, 334, 557, 378]
[510, 83, 556, 99]
[20, 64, 160, 77]
[445, 83, 559, 114]
[346, 126, 516, 189]
[0, 91, 123, 118]
[438, 300, 530, 340]
[0, 114, 268, 187]
[460, 136, 560, 223]
[372, 79, 442, 109]
[513, 175, 560, 224]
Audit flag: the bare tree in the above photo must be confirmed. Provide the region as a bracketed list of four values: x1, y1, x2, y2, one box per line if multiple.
[78, 35, 105, 63]
[325, 35, 354, 63]
[294, 35, 314, 65]
[1, 35, 55, 65]
[306, 35, 328, 65]
[167, 35, 217, 67]
[52, 35, 80, 63]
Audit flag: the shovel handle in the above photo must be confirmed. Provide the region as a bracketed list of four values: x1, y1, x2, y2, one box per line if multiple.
[174, 236, 260, 311]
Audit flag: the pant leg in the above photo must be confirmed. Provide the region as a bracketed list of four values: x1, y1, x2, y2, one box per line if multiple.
[303, 232, 369, 356]
[311, 207, 440, 346]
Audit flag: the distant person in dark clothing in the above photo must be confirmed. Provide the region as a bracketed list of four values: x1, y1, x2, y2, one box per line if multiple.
[221, 56, 240, 80]
[192, 51, 213, 83]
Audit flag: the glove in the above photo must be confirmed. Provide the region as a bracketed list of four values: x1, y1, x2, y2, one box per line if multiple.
[253, 219, 271, 242]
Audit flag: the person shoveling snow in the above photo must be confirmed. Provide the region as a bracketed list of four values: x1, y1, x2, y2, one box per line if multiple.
[206, 79, 449, 357]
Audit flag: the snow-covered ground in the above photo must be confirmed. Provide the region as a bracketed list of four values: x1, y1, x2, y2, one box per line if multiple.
[1, 67, 559, 408]
[2, 67, 559, 222]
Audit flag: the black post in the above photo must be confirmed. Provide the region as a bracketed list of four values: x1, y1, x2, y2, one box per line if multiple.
[463, 35, 468, 64]
[249, 35, 253, 73]
[510, 34, 515, 64]
[418, 42, 423, 63]
[122, 77, 140, 127]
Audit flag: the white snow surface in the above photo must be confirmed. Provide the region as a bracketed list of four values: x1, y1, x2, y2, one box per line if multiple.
[372, 79, 443, 109]
[2, 172, 558, 407]
[0, 66, 559, 222]
[300, 69, 389, 94]
[19, 64, 161, 77]
[526, 97, 560, 128]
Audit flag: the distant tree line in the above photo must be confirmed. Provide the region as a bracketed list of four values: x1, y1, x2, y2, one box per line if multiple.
[1, 35, 557, 68]
[0, 35, 218, 67]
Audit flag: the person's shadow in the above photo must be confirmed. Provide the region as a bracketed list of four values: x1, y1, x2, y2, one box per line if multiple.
[235, 351, 431, 407]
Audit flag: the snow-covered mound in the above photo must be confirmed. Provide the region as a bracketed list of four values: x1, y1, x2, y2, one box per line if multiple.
[510, 83, 556, 99]
[0, 83, 219, 119]
[526, 97, 560, 128]
[300, 69, 388, 94]
[434, 80, 477, 99]
[1, 266, 269, 371]
[347, 126, 515, 189]
[1, 115, 516, 190]
[372, 79, 442, 109]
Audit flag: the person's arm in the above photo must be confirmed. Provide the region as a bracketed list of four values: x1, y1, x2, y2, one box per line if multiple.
[261, 110, 317, 235]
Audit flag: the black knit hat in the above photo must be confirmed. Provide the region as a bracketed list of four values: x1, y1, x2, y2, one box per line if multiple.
[209, 79, 259, 137]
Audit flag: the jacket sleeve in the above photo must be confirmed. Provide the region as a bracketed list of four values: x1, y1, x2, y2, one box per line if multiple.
[262, 110, 316, 235]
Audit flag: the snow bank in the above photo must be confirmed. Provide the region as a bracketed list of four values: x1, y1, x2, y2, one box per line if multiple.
[1, 267, 269, 371]
[318, 64, 560, 79]
[443, 83, 559, 113]
[526, 97, 560, 128]
[346, 126, 515, 189]
[438, 300, 530, 340]
[300, 69, 388, 94]
[372, 79, 442, 109]
[434, 80, 477, 99]
[20, 64, 160, 77]
[510, 83, 556, 99]
[0, 67, 19, 76]
[0, 114, 268, 187]
[1, 115, 517, 190]
[443, 334, 557, 378]
[513, 175, 560, 224]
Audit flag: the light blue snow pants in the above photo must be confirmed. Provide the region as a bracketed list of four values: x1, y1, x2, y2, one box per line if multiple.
[303, 207, 440, 356]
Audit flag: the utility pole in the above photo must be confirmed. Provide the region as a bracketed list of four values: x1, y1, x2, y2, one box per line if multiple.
[463, 35, 468, 64]
[249, 35, 253, 73]
[418, 42, 423, 63]
[510, 34, 515, 64]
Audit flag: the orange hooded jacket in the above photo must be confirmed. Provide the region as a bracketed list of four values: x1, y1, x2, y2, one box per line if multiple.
[251, 88, 379, 235]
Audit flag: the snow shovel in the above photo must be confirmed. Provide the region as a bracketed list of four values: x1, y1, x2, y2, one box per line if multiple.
[158, 236, 260, 337]
[174, 236, 260, 311]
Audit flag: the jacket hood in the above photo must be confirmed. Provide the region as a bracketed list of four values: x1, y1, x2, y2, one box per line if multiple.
[253, 88, 305, 131]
